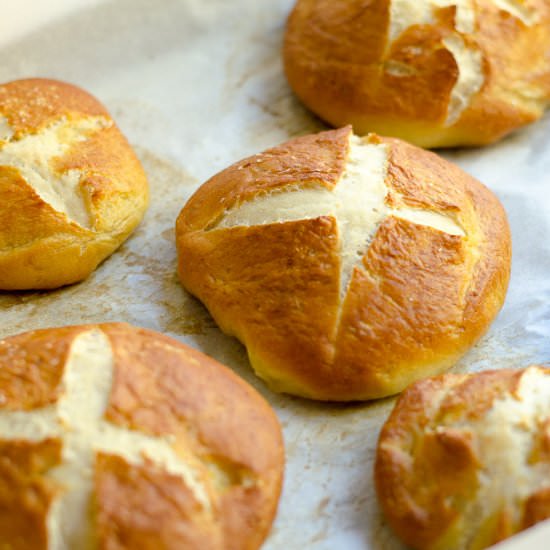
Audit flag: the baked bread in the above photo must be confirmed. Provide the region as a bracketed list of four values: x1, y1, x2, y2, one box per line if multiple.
[0, 78, 149, 289]
[375, 366, 550, 550]
[284, 0, 550, 148]
[0, 323, 284, 549]
[175, 126, 511, 401]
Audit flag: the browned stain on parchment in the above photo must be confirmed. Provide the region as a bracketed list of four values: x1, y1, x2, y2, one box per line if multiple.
[0, 147, 216, 338]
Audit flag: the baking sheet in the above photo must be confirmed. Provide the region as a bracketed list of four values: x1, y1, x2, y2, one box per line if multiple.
[1, 1, 550, 548]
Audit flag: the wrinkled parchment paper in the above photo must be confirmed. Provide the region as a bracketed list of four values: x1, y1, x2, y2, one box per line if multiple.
[1, 1, 550, 548]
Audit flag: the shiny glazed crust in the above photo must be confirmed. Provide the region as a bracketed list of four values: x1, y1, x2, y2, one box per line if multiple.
[0, 323, 284, 549]
[375, 366, 550, 549]
[175, 127, 511, 401]
[0, 78, 149, 289]
[283, 0, 550, 148]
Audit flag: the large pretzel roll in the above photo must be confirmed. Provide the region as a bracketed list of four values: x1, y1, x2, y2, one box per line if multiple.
[0, 78, 149, 289]
[284, 0, 550, 148]
[376, 366, 550, 549]
[0, 323, 284, 549]
[176, 127, 511, 401]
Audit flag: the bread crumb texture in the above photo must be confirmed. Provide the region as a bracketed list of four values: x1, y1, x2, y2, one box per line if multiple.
[0, 323, 284, 550]
[376, 366, 550, 549]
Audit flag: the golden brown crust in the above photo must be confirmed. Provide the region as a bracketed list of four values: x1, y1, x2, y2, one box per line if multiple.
[0, 439, 62, 550]
[0, 323, 284, 549]
[0, 78, 149, 289]
[177, 216, 341, 398]
[96, 454, 219, 550]
[375, 367, 550, 550]
[333, 217, 469, 397]
[283, 0, 550, 147]
[176, 127, 511, 400]
[178, 126, 351, 234]
[0, 325, 87, 410]
[0, 78, 109, 136]
[458, 0, 550, 143]
[103, 324, 283, 472]
[102, 324, 284, 550]
[363, 136, 511, 396]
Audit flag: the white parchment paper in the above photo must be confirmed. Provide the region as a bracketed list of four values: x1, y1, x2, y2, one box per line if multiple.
[1, 1, 550, 548]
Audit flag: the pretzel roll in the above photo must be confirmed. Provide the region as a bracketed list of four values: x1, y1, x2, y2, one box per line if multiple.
[284, 0, 550, 148]
[0, 78, 149, 289]
[0, 323, 284, 549]
[175, 127, 511, 401]
[376, 366, 550, 549]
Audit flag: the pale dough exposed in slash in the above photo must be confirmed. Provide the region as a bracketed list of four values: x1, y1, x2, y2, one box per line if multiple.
[492, 0, 539, 25]
[388, 0, 476, 41]
[217, 135, 465, 299]
[0, 115, 13, 142]
[387, 0, 539, 126]
[387, 0, 488, 126]
[0, 329, 209, 550]
[388, 0, 537, 41]
[0, 116, 111, 228]
[442, 34, 484, 125]
[407, 368, 550, 549]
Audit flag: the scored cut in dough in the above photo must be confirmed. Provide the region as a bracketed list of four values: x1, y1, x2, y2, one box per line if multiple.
[0, 78, 149, 289]
[0, 323, 284, 549]
[388, 0, 483, 126]
[219, 135, 464, 299]
[441, 34, 484, 125]
[284, 0, 550, 147]
[0, 116, 110, 228]
[492, 0, 539, 25]
[376, 366, 550, 549]
[176, 127, 511, 401]
[0, 329, 208, 549]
